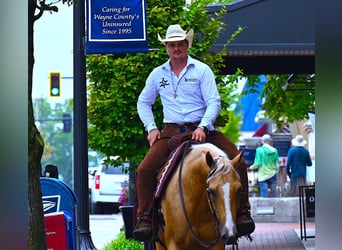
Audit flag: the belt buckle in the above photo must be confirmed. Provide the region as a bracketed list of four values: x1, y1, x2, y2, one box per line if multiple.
[180, 126, 187, 133]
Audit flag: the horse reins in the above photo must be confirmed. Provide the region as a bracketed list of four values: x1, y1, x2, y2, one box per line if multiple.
[206, 163, 223, 235]
[178, 141, 221, 248]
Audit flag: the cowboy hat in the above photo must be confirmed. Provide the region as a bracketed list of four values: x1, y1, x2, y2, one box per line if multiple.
[292, 135, 307, 147]
[158, 24, 194, 48]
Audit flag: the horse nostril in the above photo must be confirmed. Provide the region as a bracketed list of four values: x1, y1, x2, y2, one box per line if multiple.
[222, 234, 238, 245]
[222, 234, 228, 243]
[220, 226, 228, 237]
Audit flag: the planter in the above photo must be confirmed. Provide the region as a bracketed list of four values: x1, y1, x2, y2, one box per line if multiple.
[119, 205, 134, 239]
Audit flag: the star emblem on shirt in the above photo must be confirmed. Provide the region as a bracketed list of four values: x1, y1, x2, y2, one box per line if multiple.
[159, 78, 170, 88]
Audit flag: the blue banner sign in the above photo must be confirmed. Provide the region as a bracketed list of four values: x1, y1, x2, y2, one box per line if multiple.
[86, 0, 148, 54]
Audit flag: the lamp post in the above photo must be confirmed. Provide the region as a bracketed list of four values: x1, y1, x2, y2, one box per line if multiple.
[73, 0, 97, 249]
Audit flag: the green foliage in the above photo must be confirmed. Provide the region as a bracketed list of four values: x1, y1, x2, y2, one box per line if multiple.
[102, 232, 143, 250]
[214, 70, 244, 142]
[244, 74, 315, 131]
[34, 98, 74, 187]
[87, 0, 243, 167]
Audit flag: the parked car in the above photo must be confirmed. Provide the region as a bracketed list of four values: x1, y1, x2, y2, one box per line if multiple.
[89, 157, 129, 214]
[88, 166, 98, 188]
[88, 166, 98, 209]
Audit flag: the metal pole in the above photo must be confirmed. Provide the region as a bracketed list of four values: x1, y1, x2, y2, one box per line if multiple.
[73, 0, 97, 249]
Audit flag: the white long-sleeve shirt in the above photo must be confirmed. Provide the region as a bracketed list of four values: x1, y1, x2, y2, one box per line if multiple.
[137, 55, 221, 133]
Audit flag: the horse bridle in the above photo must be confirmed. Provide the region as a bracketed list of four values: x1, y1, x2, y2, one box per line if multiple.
[178, 141, 221, 248]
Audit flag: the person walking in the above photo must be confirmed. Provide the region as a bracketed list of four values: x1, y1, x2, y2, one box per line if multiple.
[249, 134, 280, 197]
[286, 134, 312, 196]
[133, 24, 255, 241]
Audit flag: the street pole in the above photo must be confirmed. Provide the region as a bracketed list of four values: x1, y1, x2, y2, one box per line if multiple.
[73, 0, 97, 249]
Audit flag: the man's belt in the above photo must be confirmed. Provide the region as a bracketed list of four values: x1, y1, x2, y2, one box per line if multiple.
[165, 122, 199, 133]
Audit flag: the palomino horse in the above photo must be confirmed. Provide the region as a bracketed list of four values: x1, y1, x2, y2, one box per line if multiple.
[156, 142, 242, 250]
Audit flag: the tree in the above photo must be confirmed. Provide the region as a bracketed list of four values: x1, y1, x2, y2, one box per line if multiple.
[87, 0, 243, 168]
[28, 1, 73, 249]
[35, 98, 74, 187]
[243, 74, 315, 131]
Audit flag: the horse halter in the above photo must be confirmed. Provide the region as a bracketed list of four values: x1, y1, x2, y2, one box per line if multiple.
[206, 159, 223, 227]
[178, 142, 221, 248]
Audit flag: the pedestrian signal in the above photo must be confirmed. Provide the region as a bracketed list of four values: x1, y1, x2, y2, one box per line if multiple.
[49, 72, 61, 97]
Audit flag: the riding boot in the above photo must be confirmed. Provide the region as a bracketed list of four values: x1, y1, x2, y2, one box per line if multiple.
[236, 168, 255, 235]
[133, 165, 156, 241]
[133, 138, 171, 242]
[133, 211, 153, 241]
[236, 191, 255, 236]
[236, 158, 255, 236]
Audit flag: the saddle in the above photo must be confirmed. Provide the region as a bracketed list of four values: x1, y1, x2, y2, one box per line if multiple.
[167, 130, 193, 152]
[151, 135, 199, 240]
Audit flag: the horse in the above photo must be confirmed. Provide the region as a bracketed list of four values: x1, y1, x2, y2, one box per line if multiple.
[155, 141, 243, 250]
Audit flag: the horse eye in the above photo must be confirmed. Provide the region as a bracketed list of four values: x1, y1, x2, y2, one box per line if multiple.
[207, 188, 216, 196]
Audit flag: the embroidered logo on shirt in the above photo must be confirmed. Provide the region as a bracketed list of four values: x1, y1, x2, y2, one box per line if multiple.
[159, 78, 170, 88]
[184, 77, 197, 83]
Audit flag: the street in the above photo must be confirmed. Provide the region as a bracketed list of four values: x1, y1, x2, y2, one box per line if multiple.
[89, 213, 124, 249]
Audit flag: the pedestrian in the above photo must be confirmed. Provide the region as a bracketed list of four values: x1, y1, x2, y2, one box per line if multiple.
[133, 24, 255, 241]
[249, 134, 280, 197]
[286, 134, 312, 196]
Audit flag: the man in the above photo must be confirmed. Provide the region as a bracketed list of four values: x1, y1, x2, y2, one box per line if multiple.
[249, 134, 280, 197]
[286, 134, 312, 196]
[133, 24, 255, 241]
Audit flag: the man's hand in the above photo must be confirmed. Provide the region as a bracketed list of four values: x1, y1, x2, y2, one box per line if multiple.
[192, 127, 207, 143]
[147, 129, 160, 147]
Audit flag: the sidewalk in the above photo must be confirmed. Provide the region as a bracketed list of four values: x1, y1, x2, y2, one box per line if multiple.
[226, 222, 315, 250]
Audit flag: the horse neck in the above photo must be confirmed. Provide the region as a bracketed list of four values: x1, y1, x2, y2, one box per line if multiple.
[179, 157, 210, 204]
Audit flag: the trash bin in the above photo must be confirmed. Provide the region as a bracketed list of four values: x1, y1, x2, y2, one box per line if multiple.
[299, 185, 315, 240]
[305, 187, 315, 218]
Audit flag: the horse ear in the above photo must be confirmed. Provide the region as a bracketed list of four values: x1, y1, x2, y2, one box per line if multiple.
[231, 151, 244, 168]
[205, 151, 215, 168]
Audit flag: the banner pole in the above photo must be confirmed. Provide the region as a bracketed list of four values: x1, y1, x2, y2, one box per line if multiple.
[74, 0, 97, 249]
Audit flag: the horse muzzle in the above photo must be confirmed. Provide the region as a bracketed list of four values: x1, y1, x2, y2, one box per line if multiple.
[221, 227, 239, 245]
[222, 233, 238, 245]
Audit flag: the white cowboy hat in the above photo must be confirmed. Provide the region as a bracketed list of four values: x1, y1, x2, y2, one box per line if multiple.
[292, 135, 307, 147]
[158, 24, 194, 48]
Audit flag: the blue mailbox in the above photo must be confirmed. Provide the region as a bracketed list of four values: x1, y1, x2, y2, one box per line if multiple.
[40, 177, 79, 250]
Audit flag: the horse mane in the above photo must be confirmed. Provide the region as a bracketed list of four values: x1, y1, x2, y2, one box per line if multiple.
[191, 143, 237, 175]
[191, 143, 228, 160]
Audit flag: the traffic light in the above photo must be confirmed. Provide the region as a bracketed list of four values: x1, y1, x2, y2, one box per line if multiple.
[63, 113, 72, 132]
[49, 72, 61, 97]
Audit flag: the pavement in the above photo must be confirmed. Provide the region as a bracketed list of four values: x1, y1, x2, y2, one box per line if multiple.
[228, 222, 315, 250]
[89, 214, 315, 250]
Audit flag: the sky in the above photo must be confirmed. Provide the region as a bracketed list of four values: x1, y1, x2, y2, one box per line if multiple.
[33, 3, 74, 102]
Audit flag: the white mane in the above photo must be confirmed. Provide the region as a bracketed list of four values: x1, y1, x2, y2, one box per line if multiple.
[192, 143, 229, 159]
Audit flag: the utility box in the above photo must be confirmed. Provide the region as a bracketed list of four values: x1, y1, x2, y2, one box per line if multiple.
[45, 212, 73, 250]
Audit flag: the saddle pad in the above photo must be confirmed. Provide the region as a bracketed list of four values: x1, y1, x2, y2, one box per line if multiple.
[154, 140, 193, 199]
